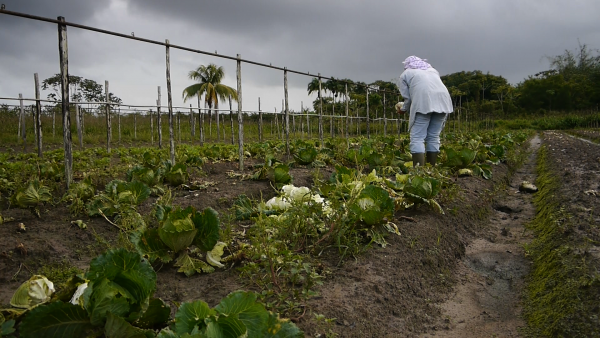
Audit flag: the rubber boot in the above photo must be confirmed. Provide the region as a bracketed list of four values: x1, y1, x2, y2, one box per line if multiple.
[412, 153, 425, 167]
[426, 152, 439, 166]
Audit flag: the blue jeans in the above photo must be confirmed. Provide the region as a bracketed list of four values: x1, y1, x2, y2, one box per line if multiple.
[409, 112, 448, 153]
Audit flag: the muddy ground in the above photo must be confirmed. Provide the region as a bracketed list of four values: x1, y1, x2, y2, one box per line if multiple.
[1, 130, 599, 337]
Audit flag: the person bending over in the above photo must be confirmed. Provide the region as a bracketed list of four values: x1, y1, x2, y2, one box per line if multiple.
[397, 56, 453, 166]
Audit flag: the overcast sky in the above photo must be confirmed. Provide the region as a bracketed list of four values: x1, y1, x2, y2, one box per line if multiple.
[1, 0, 599, 114]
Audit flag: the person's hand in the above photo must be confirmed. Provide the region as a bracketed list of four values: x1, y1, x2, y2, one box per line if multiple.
[395, 102, 405, 114]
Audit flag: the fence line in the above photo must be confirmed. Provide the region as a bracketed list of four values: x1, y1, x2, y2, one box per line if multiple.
[1, 6, 407, 188]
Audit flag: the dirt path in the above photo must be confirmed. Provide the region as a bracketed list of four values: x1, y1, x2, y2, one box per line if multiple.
[421, 135, 541, 338]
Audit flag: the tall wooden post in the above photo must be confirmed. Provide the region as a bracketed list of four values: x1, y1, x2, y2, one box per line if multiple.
[157, 87, 162, 148]
[31, 73, 43, 157]
[198, 96, 204, 145]
[318, 74, 323, 143]
[105, 80, 111, 153]
[19, 94, 25, 147]
[237, 54, 244, 171]
[345, 83, 349, 142]
[165, 39, 175, 164]
[284, 68, 290, 158]
[177, 110, 181, 143]
[134, 109, 138, 140]
[150, 109, 154, 145]
[366, 86, 370, 139]
[58, 17, 72, 187]
[258, 97, 262, 142]
[118, 106, 122, 143]
[229, 96, 234, 144]
[383, 93, 387, 137]
[75, 99, 83, 149]
[189, 105, 194, 140]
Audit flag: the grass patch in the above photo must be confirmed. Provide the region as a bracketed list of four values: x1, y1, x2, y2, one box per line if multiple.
[522, 145, 600, 337]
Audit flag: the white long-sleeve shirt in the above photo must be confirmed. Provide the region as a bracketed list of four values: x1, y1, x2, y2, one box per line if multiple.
[399, 68, 453, 131]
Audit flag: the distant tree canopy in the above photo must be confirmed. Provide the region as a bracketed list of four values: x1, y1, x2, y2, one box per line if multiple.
[306, 42, 600, 117]
[41, 74, 122, 104]
[517, 43, 600, 111]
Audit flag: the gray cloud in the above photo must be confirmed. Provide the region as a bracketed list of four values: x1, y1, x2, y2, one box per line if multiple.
[1, 0, 599, 112]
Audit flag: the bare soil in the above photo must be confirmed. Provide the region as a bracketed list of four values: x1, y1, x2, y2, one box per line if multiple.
[2, 131, 597, 337]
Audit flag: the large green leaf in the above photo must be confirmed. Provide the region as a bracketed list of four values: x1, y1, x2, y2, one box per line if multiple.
[84, 249, 156, 325]
[19, 301, 93, 338]
[164, 163, 189, 186]
[233, 194, 255, 221]
[174, 253, 214, 277]
[159, 207, 198, 253]
[267, 164, 292, 188]
[293, 146, 317, 165]
[444, 148, 476, 169]
[11, 180, 52, 209]
[130, 228, 172, 264]
[121, 181, 151, 206]
[193, 207, 220, 252]
[135, 298, 171, 329]
[263, 312, 303, 338]
[205, 316, 246, 337]
[174, 300, 215, 335]
[350, 185, 394, 226]
[104, 312, 155, 338]
[215, 291, 268, 337]
[84, 278, 133, 326]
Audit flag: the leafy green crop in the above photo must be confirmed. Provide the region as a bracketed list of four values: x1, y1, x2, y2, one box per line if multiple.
[349, 185, 394, 226]
[403, 176, 444, 213]
[11, 180, 52, 217]
[12, 249, 303, 337]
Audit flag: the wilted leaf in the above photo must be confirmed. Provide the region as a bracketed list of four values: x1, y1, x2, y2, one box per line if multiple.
[19, 301, 93, 338]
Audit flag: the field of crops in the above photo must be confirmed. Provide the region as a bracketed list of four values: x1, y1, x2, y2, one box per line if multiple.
[1, 128, 599, 337]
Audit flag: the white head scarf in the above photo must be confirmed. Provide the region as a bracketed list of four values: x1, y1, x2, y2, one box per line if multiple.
[402, 56, 432, 70]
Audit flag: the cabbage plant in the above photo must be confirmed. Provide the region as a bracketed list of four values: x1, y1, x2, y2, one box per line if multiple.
[403, 176, 444, 214]
[10, 275, 55, 309]
[11, 180, 52, 217]
[131, 206, 221, 277]
[12, 249, 303, 337]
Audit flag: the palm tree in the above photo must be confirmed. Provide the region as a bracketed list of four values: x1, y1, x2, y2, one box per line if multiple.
[183, 64, 237, 142]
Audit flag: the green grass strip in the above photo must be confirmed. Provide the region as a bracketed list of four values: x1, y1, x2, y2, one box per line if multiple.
[522, 145, 600, 337]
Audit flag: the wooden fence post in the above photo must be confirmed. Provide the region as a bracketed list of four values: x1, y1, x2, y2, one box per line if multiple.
[150, 109, 154, 145]
[165, 39, 175, 164]
[118, 106, 122, 143]
[229, 96, 234, 144]
[198, 96, 204, 145]
[237, 54, 244, 171]
[366, 86, 370, 139]
[318, 74, 323, 143]
[383, 93, 387, 137]
[345, 83, 349, 143]
[31, 74, 42, 157]
[76, 99, 83, 149]
[284, 67, 290, 158]
[105, 80, 111, 153]
[157, 86, 162, 148]
[19, 94, 25, 148]
[258, 97, 262, 142]
[58, 17, 72, 187]
[189, 104, 194, 140]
